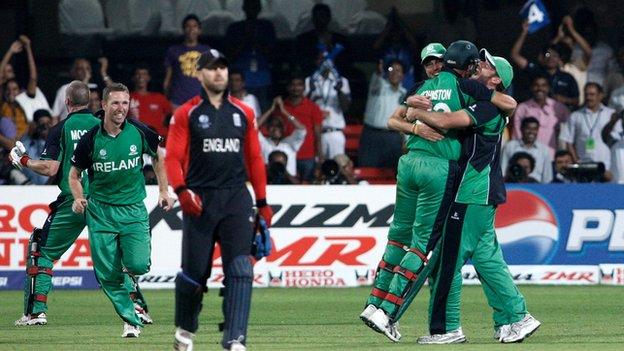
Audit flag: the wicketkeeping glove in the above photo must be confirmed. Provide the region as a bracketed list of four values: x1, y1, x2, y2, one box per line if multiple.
[252, 214, 272, 260]
[9, 141, 29, 170]
[176, 188, 203, 217]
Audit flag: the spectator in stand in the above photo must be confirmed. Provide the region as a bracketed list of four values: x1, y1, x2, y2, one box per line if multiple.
[372, 7, 419, 89]
[505, 152, 539, 183]
[130, 65, 172, 140]
[51, 58, 103, 122]
[0, 114, 28, 185]
[569, 7, 617, 89]
[511, 22, 579, 110]
[266, 150, 299, 185]
[334, 153, 366, 185]
[560, 83, 615, 181]
[552, 150, 575, 183]
[228, 69, 261, 119]
[601, 111, 624, 184]
[225, 0, 276, 112]
[502, 117, 553, 183]
[551, 15, 592, 102]
[358, 59, 406, 169]
[257, 97, 307, 178]
[163, 14, 210, 108]
[296, 3, 351, 76]
[0, 36, 50, 124]
[305, 51, 351, 160]
[513, 75, 570, 157]
[605, 47, 624, 100]
[1, 79, 29, 140]
[277, 72, 324, 183]
[19, 109, 51, 184]
[88, 88, 101, 114]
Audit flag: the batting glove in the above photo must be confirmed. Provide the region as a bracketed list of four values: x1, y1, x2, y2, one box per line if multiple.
[176, 187, 203, 217]
[9, 141, 29, 170]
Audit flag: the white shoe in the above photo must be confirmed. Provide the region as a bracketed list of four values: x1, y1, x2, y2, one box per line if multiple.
[368, 308, 389, 334]
[495, 325, 511, 341]
[122, 322, 141, 338]
[223, 340, 246, 351]
[173, 327, 194, 351]
[384, 321, 401, 342]
[500, 314, 541, 343]
[417, 328, 467, 344]
[359, 305, 381, 332]
[14, 313, 47, 326]
[134, 303, 153, 324]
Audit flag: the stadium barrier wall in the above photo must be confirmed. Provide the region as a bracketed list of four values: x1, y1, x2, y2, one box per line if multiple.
[0, 184, 622, 289]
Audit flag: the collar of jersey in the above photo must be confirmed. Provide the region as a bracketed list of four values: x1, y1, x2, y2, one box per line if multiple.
[66, 108, 92, 120]
[200, 87, 230, 105]
[99, 118, 127, 138]
[442, 68, 463, 78]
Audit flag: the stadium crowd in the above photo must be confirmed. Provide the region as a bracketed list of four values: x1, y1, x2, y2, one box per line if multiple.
[1, 1, 623, 186]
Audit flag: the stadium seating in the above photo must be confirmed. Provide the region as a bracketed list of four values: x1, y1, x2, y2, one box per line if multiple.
[354, 167, 396, 184]
[59, 0, 113, 35]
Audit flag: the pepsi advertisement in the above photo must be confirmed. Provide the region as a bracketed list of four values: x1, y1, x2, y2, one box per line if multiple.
[499, 185, 624, 265]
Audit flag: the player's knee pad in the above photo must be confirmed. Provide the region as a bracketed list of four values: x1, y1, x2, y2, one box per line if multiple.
[175, 272, 205, 296]
[222, 256, 253, 349]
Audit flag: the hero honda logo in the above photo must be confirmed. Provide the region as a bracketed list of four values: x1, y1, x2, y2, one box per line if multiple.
[495, 190, 559, 264]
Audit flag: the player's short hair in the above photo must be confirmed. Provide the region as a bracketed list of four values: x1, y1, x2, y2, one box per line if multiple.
[66, 80, 90, 107]
[182, 14, 201, 28]
[102, 82, 129, 102]
[584, 82, 604, 93]
[521, 116, 540, 129]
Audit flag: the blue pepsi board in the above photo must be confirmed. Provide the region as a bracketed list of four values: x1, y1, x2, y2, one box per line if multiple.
[497, 184, 624, 264]
[519, 0, 550, 34]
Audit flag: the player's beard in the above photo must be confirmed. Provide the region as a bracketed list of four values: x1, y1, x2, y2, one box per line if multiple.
[205, 80, 227, 94]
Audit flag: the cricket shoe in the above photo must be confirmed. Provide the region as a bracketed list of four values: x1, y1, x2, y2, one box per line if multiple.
[14, 312, 47, 326]
[368, 309, 401, 342]
[224, 340, 246, 351]
[173, 327, 194, 351]
[500, 314, 541, 343]
[417, 328, 467, 344]
[494, 325, 510, 341]
[134, 303, 153, 324]
[359, 304, 382, 333]
[122, 322, 141, 338]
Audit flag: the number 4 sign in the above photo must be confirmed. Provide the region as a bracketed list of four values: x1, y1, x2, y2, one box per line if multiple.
[519, 0, 551, 34]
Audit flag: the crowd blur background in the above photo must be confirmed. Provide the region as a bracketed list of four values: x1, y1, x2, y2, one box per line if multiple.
[1, 0, 624, 186]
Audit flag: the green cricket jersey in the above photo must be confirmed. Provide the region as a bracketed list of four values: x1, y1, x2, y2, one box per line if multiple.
[71, 118, 161, 205]
[455, 101, 507, 205]
[40, 109, 101, 197]
[403, 69, 495, 161]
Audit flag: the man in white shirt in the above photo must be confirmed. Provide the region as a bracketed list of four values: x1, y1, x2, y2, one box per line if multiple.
[51, 58, 99, 122]
[560, 83, 615, 180]
[358, 59, 406, 168]
[305, 58, 351, 159]
[502, 117, 553, 183]
[258, 115, 306, 177]
[601, 111, 624, 183]
[229, 69, 262, 119]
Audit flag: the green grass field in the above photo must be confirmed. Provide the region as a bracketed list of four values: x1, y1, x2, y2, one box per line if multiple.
[0, 286, 622, 350]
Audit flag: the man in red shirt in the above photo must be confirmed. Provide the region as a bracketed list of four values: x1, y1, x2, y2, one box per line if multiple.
[130, 65, 172, 140]
[279, 73, 324, 182]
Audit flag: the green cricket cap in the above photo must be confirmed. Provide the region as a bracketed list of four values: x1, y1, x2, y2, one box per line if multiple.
[421, 43, 446, 63]
[480, 48, 513, 89]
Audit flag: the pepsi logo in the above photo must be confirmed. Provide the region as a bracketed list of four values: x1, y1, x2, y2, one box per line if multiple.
[495, 190, 559, 264]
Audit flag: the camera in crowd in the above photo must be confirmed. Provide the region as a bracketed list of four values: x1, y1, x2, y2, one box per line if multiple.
[562, 162, 606, 183]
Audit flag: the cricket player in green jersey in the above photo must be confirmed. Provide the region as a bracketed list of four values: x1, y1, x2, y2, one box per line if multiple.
[361, 40, 518, 342]
[411, 50, 540, 344]
[68, 83, 172, 338]
[11, 81, 154, 327]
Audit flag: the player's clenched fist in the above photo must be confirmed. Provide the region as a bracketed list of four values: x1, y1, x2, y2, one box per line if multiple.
[177, 188, 202, 217]
[72, 198, 88, 214]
